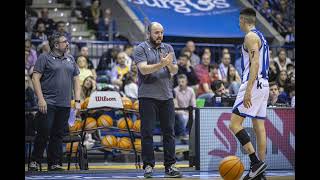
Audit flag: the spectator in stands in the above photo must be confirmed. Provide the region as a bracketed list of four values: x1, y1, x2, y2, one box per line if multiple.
[25, 39, 38, 76]
[123, 44, 134, 70]
[185, 41, 200, 66]
[209, 64, 220, 83]
[180, 47, 192, 60]
[97, 8, 117, 41]
[258, 0, 273, 24]
[202, 47, 214, 64]
[273, 13, 289, 36]
[284, 25, 295, 45]
[110, 52, 129, 90]
[77, 56, 93, 86]
[276, 70, 289, 93]
[54, 21, 72, 42]
[204, 80, 228, 107]
[268, 82, 288, 107]
[225, 64, 241, 95]
[37, 40, 50, 55]
[173, 54, 199, 88]
[25, 74, 37, 109]
[34, 8, 55, 36]
[268, 59, 280, 82]
[84, 0, 102, 31]
[25, 5, 38, 38]
[273, 48, 293, 71]
[123, 62, 138, 100]
[174, 74, 196, 142]
[96, 47, 120, 83]
[195, 54, 214, 98]
[32, 22, 48, 41]
[218, 53, 231, 83]
[278, 0, 294, 24]
[79, 46, 97, 79]
[80, 76, 96, 101]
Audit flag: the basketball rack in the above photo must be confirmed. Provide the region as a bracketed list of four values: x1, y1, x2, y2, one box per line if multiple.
[75, 91, 141, 170]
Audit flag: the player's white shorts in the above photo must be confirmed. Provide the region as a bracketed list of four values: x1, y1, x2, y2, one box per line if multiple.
[232, 78, 269, 119]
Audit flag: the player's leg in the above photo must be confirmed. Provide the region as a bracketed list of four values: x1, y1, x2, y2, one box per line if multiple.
[229, 111, 257, 159]
[252, 119, 266, 161]
[139, 98, 157, 178]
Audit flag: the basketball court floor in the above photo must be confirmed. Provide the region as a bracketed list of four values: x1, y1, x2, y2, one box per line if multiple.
[25, 163, 295, 179]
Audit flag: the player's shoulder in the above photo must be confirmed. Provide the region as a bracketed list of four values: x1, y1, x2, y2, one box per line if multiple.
[245, 31, 259, 40]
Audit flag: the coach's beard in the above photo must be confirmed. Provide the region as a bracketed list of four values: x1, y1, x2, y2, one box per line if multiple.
[150, 37, 162, 47]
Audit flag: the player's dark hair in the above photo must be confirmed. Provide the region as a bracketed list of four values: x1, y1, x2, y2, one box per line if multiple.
[240, 8, 256, 17]
[240, 8, 256, 24]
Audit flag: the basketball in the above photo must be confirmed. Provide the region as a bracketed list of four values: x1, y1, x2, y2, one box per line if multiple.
[69, 119, 83, 133]
[85, 117, 97, 133]
[97, 114, 113, 127]
[81, 97, 90, 109]
[122, 96, 132, 109]
[117, 117, 133, 129]
[118, 137, 132, 149]
[132, 100, 139, 111]
[66, 142, 79, 157]
[101, 135, 118, 148]
[133, 119, 141, 132]
[218, 156, 244, 180]
[134, 138, 141, 151]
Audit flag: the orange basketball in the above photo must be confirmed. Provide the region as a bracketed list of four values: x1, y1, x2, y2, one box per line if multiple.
[117, 117, 133, 129]
[134, 138, 141, 151]
[132, 100, 139, 111]
[81, 97, 90, 109]
[219, 156, 244, 180]
[101, 135, 118, 148]
[122, 97, 132, 109]
[118, 137, 132, 149]
[133, 119, 141, 132]
[85, 117, 97, 133]
[69, 119, 83, 133]
[66, 142, 79, 157]
[97, 114, 113, 127]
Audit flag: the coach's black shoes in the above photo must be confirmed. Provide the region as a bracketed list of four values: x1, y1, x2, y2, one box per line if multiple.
[243, 161, 267, 180]
[144, 165, 153, 178]
[165, 163, 183, 178]
[48, 164, 64, 171]
[29, 161, 39, 171]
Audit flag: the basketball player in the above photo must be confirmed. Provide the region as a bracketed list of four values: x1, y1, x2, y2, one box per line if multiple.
[133, 22, 182, 178]
[229, 8, 269, 180]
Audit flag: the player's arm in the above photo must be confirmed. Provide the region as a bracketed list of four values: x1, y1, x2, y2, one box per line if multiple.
[166, 63, 178, 75]
[243, 32, 260, 108]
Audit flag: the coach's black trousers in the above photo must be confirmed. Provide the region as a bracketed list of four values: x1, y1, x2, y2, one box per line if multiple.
[139, 98, 176, 169]
[31, 104, 70, 166]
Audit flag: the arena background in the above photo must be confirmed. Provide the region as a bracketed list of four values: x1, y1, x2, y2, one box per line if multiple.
[25, 0, 295, 179]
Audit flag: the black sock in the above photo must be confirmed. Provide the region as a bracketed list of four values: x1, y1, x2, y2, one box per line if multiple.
[249, 153, 260, 164]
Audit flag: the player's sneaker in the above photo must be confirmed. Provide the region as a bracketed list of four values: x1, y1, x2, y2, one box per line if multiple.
[243, 161, 267, 180]
[29, 161, 39, 171]
[48, 164, 64, 171]
[165, 163, 183, 178]
[144, 165, 153, 178]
